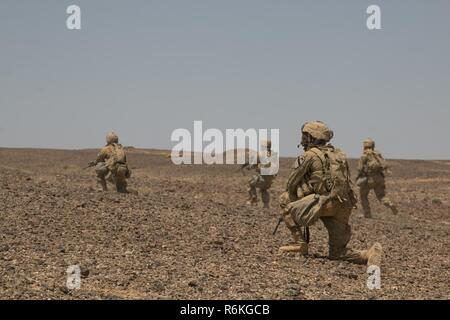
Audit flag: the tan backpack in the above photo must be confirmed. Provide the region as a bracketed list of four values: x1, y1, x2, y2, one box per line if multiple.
[106, 143, 127, 168]
[309, 147, 356, 204]
[288, 147, 356, 228]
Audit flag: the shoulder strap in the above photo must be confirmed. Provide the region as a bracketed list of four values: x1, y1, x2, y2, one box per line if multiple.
[308, 147, 323, 160]
[308, 147, 332, 192]
[308, 148, 325, 169]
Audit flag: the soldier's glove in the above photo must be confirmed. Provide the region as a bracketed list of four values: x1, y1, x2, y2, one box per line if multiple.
[279, 192, 292, 209]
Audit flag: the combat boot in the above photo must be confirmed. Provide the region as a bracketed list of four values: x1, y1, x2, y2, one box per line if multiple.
[279, 233, 308, 255]
[279, 241, 308, 255]
[390, 205, 398, 215]
[246, 197, 257, 206]
[364, 242, 383, 266]
[382, 197, 398, 215]
[116, 182, 129, 193]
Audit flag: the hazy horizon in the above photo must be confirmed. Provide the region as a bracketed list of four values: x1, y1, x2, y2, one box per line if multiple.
[1, 146, 449, 161]
[1, 1, 449, 160]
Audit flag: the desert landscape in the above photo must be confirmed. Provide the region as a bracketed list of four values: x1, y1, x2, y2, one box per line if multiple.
[0, 148, 449, 299]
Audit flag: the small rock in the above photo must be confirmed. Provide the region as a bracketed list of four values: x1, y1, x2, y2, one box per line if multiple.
[59, 286, 70, 294]
[286, 287, 301, 297]
[347, 273, 358, 280]
[188, 280, 198, 287]
[80, 266, 90, 278]
[431, 198, 442, 206]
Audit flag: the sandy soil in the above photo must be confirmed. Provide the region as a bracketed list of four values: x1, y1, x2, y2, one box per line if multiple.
[0, 148, 449, 299]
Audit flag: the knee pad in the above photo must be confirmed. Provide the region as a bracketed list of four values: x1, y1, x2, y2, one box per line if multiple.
[95, 163, 109, 177]
[248, 175, 259, 187]
[281, 209, 301, 237]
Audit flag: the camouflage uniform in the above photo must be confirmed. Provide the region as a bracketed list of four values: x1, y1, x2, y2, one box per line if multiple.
[279, 121, 382, 266]
[246, 140, 276, 208]
[93, 132, 131, 193]
[357, 139, 397, 218]
[247, 173, 275, 208]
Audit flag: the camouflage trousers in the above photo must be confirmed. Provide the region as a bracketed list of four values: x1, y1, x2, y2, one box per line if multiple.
[359, 174, 397, 217]
[320, 206, 368, 264]
[95, 162, 129, 193]
[248, 174, 274, 208]
[282, 199, 368, 264]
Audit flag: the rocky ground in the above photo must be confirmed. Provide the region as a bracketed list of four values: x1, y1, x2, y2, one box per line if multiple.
[0, 148, 449, 300]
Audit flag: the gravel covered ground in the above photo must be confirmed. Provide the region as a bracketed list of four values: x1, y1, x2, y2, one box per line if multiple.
[0, 148, 449, 299]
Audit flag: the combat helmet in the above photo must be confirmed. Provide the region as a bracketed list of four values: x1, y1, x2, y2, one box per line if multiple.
[301, 121, 333, 142]
[106, 132, 119, 145]
[363, 138, 375, 149]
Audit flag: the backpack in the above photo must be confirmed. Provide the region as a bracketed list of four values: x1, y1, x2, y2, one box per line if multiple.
[310, 147, 356, 204]
[365, 150, 386, 175]
[112, 143, 127, 165]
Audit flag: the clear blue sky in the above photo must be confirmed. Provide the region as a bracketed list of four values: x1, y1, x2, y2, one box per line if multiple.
[1, 0, 449, 159]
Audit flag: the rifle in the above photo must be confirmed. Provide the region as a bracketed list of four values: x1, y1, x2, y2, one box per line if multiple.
[302, 226, 310, 244]
[272, 217, 283, 235]
[83, 161, 96, 170]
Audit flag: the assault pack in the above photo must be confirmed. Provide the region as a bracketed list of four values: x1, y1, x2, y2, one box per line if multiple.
[107, 143, 127, 168]
[309, 146, 356, 204]
[287, 146, 357, 228]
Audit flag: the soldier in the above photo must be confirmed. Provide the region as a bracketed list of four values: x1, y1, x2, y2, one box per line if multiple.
[278, 121, 382, 266]
[356, 138, 398, 218]
[243, 140, 277, 209]
[88, 132, 131, 193]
